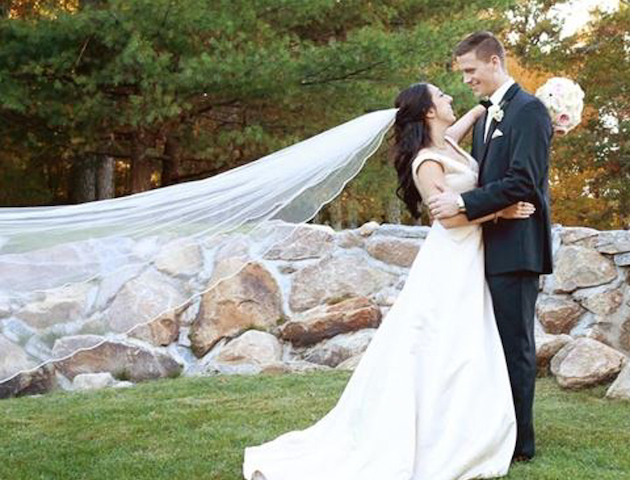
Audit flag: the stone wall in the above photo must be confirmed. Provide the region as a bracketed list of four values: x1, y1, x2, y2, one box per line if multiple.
[1, 222, 629, 398]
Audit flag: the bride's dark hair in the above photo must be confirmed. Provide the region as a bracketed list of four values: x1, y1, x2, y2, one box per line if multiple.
[391, 82, 434, 219]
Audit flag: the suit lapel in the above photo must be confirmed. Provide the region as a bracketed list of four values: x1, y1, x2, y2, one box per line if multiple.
[473, 114, 486, 160]
[478, 83, 521, 174]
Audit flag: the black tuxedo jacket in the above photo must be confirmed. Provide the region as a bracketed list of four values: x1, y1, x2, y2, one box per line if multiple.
[461, 83, 554, 275]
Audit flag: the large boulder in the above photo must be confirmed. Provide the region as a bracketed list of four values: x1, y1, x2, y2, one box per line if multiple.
[606, 363, 630, 400]
[335, 230, 365, 249]
[0, 363, 57, 399]
[0, 334, 36, 381]
[1, 318, 36, 345]
[103, 268, 188, 333]
[94, 264, 143, 311]
[289, 252, 397, 312]
[0, 243, 102, 293]
[72, 372, 117, 391]
[51, 334, 105, 359]
[54, 340, 182, 382]
[365, 237, 421, 268]
[301, 328, 376, 367]
[553, 246, 618, 293]
[189, 262, 283, 357]
[263, 225, 334, 261]
[596, 230, 630, 255]
[614, 252, 630, 267]
[560, 227, 599, 247]
[128, 313, 179, 347]
[279, 297, 381, 347]
[215, 330, 283, 365]
[15, 282, 95, 329]
[374, 224, 430, 240]
[536, 295, 584, 334]
[154, 239, 203, 278]
[535, 331, 572, 376]
[573, 284, 624, 316]
[550, 337, 626, 389]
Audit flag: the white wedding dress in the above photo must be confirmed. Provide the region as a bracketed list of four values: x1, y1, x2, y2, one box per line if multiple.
[242, 136, 517, 480]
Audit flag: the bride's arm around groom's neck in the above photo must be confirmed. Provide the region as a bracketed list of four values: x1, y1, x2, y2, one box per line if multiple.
[445, 104, 486, 144]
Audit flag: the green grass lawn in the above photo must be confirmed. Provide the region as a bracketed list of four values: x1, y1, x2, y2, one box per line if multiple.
[1, 371, 628, 479]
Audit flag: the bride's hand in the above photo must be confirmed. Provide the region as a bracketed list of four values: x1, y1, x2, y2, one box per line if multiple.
[499, 201, 536, 219]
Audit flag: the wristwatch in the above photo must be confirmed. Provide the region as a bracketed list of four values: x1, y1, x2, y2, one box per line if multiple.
[456, 195, 466, 213]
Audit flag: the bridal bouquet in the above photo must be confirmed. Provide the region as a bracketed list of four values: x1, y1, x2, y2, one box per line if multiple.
[535, 77, 585, 135]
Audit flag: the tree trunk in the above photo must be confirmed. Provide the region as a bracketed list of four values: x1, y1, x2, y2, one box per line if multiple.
[70, 155, 97, 204]
[130, 138, 153, 193]
[162, 135, 180, 186]
[96, 156, 115, 199]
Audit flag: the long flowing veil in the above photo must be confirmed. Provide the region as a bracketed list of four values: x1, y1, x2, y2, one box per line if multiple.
[0, 107, 397, 394]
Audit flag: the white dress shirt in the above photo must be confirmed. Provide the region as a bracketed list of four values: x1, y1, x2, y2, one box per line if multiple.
[483, 77, 515, 142]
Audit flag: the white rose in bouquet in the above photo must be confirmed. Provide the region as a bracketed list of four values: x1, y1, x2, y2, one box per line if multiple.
[535, 77, 585, 135]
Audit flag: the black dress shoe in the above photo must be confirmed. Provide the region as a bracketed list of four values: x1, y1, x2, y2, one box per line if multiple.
[511, 454, 533, 463]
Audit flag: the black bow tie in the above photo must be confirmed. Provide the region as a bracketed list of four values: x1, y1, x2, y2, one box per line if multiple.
[479, 99, 492, 109]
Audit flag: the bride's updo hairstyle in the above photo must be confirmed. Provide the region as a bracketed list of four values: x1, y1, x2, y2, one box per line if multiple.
[391, 82, 434, 219]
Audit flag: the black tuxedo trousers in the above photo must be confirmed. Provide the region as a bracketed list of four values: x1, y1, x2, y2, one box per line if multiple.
[487, 271, 539, 459]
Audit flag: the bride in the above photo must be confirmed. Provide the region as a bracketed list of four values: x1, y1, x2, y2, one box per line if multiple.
[242, 82, 536, 480]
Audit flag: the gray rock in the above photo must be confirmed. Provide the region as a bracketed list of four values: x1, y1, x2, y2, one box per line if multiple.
[357, 221, 380, 237]
[596, 230, 630, 254]
[113, 381, 135, 389]
[189, 262, 283, 357]
[215, 330, 283, 365]
[560, 226, 599, 246]
[72, 372, 116, 391]
[128, 314, 179, 347]
[0, 363, 57, 399]
[263, 225, 335, 261]
[550, 337, 626, 389]
[94, 264, 143, 311]
[15, 282, 95, 329]
[52, 334, 105, 359]
[365, 237, 421, 268]
[535, 331, 572, 376]
[334, 230, 365, 249]
[24, 336, 52, 362]
[0, 334, 36, 381]
[301, 328, 376, 367]
[289, 252, 396, 312]
[553, 246, 617, 293]
[573, 284, 624, 316]
[54, 340, 182, 382]
[1, 317, 36, 344]
[536, 294, 584, 334]
[155, 239, 203, 278]
[373, 223, 430, 240]
[614, 252, 630, 267]
[606, 363, 630, 400]
[103, 268, 188, 333]
[280, 297, 381, 347]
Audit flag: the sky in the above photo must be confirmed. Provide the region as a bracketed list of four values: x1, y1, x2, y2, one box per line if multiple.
[554, 0, 620, 37]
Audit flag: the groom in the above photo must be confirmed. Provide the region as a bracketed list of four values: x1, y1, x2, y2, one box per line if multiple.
[428, 31, 553, 462]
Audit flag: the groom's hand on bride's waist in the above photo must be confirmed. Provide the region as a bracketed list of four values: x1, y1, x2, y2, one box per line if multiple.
[428, 191, 463, 219]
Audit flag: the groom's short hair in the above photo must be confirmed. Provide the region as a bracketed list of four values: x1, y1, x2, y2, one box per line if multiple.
[454, 31, 506, 66]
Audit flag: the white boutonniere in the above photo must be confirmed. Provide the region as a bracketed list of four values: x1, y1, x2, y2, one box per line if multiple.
[488, 103, 504, 123]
